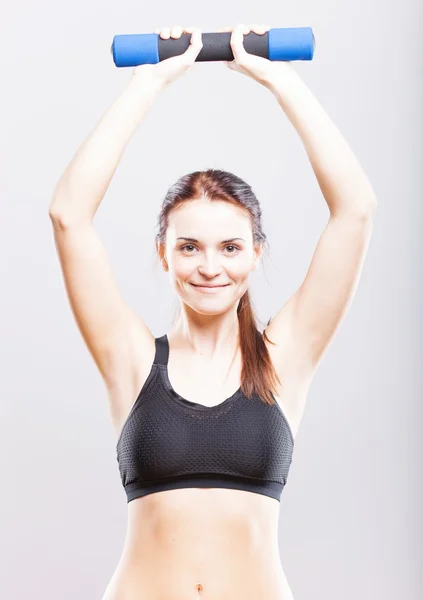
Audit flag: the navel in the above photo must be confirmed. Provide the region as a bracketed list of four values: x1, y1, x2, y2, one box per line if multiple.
[195, 582, 204, 594]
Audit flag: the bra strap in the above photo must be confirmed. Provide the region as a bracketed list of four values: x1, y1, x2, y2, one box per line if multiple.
[154, 334, 169, 366]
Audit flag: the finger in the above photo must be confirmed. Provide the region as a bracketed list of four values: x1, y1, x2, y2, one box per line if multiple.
[183, 26, 200, 42]
[250, 24, 269, 35]
[170, 25, 183, 38]
[237, 24, 270, 36]
[230, 24, 247, 61]
[155, 26, 171, 39]
[184, 28, 203, 56]
[261, 24, 272, 33]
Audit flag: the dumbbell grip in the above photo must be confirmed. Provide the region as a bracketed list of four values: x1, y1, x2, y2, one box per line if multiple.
[111, 28, 315, 68]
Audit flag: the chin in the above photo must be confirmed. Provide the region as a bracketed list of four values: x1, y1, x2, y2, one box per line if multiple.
[182, 297, 236, 316]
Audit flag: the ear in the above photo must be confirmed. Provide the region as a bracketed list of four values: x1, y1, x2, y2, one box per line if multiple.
[252, 243, 263, 270]
[156, 241, 169, 272]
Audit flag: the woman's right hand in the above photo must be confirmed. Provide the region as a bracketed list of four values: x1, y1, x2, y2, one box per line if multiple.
[132, 25, 203, 91]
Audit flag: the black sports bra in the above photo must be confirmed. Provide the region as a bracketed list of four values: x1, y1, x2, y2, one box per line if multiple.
[116, 334, 295, 503]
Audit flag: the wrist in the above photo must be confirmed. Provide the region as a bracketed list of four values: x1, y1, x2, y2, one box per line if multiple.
[265, 63, 304, 98]
[128, 70, 167, 99]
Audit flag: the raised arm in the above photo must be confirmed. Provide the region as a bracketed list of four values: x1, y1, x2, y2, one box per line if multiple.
[264, 70, 377, 381]
[48, 75, 163, 389]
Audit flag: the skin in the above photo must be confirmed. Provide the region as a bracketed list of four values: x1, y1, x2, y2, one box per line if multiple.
[58, 20, 375, 600]
[157, 197, 263, 358]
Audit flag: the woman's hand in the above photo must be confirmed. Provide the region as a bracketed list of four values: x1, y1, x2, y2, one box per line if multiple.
[219, 23, 298, 91]
[132, 25, 203, 91]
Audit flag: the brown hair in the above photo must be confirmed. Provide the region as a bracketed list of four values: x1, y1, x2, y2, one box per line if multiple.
[155, 168, 281, 406]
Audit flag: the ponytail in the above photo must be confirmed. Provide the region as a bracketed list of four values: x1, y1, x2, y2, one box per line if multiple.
[237, 290, 281, 405]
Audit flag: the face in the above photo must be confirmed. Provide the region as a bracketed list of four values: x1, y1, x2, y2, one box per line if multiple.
[160, 198, 262, 315]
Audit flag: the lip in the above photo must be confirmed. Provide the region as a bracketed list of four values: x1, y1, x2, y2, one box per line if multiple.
[190, 283, 230, 293]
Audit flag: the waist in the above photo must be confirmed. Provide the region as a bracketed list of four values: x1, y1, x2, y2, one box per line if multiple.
[104, 536, 292, 600]
[102, 488, 293, 599]
[103, 554, 294, 600]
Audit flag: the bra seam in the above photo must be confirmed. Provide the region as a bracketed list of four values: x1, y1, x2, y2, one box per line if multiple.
[115, 363, 160, 450]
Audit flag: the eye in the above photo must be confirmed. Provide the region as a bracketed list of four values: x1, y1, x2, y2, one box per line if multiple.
[180, 244, 195, 252]
[180, 244, 240, 254]
[224, 245, 240, 254]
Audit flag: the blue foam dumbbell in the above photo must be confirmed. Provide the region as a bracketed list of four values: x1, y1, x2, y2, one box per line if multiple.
[111, 27, 315, 68]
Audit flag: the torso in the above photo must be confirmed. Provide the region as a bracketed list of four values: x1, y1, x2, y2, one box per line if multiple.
[101, 331, 309, 600]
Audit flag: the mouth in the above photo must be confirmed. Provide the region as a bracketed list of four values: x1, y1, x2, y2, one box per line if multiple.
[190, 283, 230, 293]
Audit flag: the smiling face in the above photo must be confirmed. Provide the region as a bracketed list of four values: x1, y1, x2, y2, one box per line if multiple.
[159, 197, 262, 315]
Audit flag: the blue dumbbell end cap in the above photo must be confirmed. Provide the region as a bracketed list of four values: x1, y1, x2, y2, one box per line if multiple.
[112, 33, 159, 67]
[268, 27, 315, 61]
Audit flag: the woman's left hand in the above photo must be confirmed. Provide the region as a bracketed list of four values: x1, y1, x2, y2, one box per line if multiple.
[218, 23, 298, 91]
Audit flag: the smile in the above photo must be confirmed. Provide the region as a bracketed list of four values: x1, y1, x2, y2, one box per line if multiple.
[190, 283, 230, 293]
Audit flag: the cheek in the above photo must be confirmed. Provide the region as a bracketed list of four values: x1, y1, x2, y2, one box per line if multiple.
[172, 259, 192, 277]
[228, 258, 253, 278]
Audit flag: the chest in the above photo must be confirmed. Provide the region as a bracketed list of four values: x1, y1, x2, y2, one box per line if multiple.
[110, 342, 306, 443]
[166, 352, 304, 440]
[116, 371, 295, 496]
[166, 356, 242, 408]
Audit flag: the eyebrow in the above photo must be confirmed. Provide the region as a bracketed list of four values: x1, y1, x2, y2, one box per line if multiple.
[176, 237, 246, 244]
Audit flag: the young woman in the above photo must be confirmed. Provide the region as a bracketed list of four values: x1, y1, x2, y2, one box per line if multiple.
[49, 23, 377, 600]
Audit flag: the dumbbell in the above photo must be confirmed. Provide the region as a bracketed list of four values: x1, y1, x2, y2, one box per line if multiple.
[111, 27, 315, 68]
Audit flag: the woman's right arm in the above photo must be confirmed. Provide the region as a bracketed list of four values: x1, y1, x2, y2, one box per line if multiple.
[48, 75, 163, 389]
[49, 74, 163, 223]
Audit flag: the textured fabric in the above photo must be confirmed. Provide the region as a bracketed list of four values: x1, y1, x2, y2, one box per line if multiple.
[116, 335, 295, 503]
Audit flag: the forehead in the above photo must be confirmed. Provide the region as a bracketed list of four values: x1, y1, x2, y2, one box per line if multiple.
[167, 199, 252, 241]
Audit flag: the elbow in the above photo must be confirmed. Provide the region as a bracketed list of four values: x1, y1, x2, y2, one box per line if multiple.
[365, 197, 378, 220]
[48, 209, 91, 229]
[48, 196, 93, 228]
[48, 207, 60, 222]
[333, 197, 378, 221]
[357, 197, 378, 220]
[48, 198, 65, 222]
[48, 206, 68, 227]
[365, 195, 378, 215]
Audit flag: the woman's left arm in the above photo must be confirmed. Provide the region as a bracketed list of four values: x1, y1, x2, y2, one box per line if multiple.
[264, 71, 378, 378]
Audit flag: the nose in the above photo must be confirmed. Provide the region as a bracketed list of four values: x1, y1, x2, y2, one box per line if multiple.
[197, 252, 223, 278]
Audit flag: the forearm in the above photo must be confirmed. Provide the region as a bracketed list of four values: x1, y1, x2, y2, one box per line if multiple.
[268, 70, 377, 217]
[49, 75, 162, 224]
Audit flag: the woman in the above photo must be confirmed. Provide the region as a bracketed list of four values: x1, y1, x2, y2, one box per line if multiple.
[49, 23, 377, 600]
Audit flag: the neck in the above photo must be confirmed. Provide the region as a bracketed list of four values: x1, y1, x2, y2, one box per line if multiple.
[170, 305, 240, 358]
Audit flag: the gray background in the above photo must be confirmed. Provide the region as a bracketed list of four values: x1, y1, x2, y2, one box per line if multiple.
[1, 0, 421, 598]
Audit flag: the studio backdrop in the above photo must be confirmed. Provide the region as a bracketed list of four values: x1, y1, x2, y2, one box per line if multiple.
[0, 1, 421, 599]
